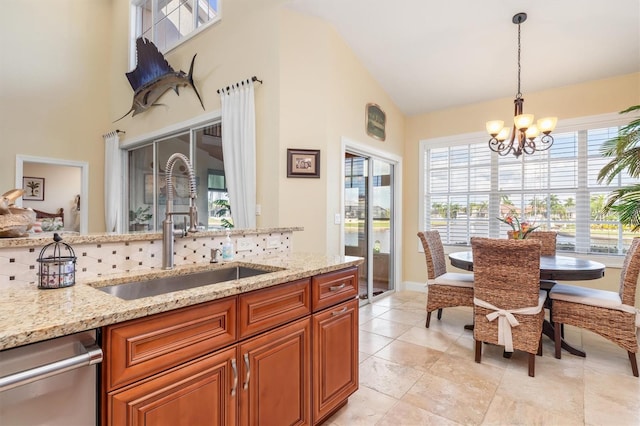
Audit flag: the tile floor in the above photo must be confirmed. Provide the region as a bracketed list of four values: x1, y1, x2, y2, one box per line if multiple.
[324, 291, 640, 426]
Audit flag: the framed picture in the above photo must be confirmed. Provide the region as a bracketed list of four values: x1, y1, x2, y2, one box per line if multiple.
[22, 177, 45, 201]
[287, 149, 320, 178]
[366, 103, 386, 141]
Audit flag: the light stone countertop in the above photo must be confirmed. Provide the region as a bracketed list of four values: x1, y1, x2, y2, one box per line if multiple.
[0, 253, 362, 351]
[0, 227, 303, 248]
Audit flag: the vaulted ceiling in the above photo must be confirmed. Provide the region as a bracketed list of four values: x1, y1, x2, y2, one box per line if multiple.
[286, 0, 640, 116]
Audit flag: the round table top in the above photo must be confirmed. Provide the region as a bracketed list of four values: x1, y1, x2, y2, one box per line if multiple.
[448, 251, 606, 281]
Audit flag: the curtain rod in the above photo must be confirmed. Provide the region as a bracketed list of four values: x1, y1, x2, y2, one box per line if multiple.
[101, 129, 126, 139]
[217, 76, 263, 94]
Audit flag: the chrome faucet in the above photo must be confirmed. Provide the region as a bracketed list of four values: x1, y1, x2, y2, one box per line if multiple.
[162, 153, 198, 269]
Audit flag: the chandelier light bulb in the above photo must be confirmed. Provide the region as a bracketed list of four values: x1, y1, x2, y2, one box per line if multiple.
[514, 114, 534, 131]
[537, 117, 558, 134]
[486, 120, 505, 136]
[496, 127, 511, 141]
[525, 124, 540, 140]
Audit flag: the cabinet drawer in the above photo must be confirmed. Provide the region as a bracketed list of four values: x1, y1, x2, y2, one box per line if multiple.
[104, 297, 237, 391]
[238, 279, 310, 339]
[311, 267, 358, 312]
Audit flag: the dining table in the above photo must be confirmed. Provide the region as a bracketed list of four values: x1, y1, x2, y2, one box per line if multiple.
[448, 251, 606, 357]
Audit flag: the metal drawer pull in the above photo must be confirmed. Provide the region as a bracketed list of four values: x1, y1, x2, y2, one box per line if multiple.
[231, 358, 238, 396]
[332, 307, 348, 316]
[329, 283, 346, 291]
[242, 353, 250, 390]
[0, 343, 103, 393]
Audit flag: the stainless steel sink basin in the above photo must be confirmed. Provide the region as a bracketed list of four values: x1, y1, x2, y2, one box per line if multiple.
[95, 266, 277, 300]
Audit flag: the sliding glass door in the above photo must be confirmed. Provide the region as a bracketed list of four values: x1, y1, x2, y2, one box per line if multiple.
[344, 151, 395, 304]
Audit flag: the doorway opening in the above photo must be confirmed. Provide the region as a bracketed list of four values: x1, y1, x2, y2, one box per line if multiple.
[15, 155, 89, 234]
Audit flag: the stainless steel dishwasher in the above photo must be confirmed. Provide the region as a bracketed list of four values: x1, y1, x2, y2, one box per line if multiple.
[0, 330, 102, 426]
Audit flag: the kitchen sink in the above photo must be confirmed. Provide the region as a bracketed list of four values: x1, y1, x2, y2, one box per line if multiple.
[95, 265, 279, 300]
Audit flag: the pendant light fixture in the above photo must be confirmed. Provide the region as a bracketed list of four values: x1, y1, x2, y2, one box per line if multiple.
[486, 13, 557, 158]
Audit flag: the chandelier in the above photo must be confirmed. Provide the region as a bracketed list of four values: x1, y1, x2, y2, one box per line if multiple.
[486, 13, 557, 158]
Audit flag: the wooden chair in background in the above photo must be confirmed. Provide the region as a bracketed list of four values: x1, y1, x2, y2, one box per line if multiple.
[417, 231, 474, 328]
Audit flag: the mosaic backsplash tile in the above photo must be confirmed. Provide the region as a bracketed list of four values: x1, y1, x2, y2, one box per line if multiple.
[0, 231, 293, 286]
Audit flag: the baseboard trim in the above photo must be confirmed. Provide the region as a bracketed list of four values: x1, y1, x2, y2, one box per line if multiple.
[402, 281, 427, 293]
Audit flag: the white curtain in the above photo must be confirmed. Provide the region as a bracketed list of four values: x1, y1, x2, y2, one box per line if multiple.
[219, 80, 256, 229]
[103, 131, 123, 233]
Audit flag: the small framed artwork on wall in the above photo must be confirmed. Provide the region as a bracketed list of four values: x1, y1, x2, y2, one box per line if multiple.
[366, 103, 386, 141]
[23, 177, 45, 201]
[287, 149, 320, 178]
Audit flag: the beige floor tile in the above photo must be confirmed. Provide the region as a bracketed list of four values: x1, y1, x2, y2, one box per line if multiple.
[359, 303, 392, 322]
[377, 308, 426, 326]
[372, 295, 407, 308]
[360, 330, 394, 355]
[397, 326, 457, 352]
[377, 400, 462, 426]
[401, 365, 499, 425]
[359, 356, 424, 399]
[324, 385, 398, 426]
[360, 317, 413, 339]
[583, 369, 640, 426]
[375, 339, 444, 372]
[352, 291, 639, 426]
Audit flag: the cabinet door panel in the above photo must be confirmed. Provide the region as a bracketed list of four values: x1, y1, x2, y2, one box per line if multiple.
[239, 318, 311, 426]
[108, 346, 237, 426]
[312, 298, 359, 424]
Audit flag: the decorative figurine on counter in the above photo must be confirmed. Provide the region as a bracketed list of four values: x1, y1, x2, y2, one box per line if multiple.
[0, 189, 36, 238]
[115, 37, 205, 122]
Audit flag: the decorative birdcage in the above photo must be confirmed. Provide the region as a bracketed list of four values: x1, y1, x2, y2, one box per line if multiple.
[37, 233, 76, 289]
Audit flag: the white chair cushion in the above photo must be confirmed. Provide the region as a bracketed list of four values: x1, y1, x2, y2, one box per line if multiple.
[431, 272, 474, 288]
[549, 283, 636, 314]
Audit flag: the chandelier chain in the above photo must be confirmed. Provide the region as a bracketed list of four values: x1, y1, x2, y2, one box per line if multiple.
[516, 20, 522, 99]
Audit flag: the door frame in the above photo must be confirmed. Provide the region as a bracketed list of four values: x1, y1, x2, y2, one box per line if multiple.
[15, 155, 89, 234]
[341, 137, 403, 302]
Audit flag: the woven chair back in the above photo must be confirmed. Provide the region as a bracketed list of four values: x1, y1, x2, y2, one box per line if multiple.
[471, 237, 541, 308]
[619, 237, 640, 306]
[417, 231, 447, 279]
[507, 230, 557, 256]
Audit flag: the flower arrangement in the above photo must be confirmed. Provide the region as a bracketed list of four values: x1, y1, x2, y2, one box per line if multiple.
[497, 215, 539, 239]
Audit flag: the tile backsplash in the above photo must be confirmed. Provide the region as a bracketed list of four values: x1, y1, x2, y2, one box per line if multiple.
[0, 231, 293, 286]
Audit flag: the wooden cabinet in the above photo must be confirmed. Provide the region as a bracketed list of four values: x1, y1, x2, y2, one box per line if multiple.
[312, 298, 359, 424]
[239, 318, 311, 426]
[108, 347, 237, 426]
[101, 266, 359, 426]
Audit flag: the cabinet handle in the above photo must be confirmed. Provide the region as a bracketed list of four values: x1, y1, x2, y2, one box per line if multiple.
[332, 306, 348, 316]
[329, 283, 346, 291]
[231, 358, 238, 396]
[242, 353, 250, 390]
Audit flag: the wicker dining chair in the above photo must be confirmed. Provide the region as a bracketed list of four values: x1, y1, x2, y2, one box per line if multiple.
[471, 237, 546, 377]
[550, 237, 640, 377]
[417, 231, 474, 328]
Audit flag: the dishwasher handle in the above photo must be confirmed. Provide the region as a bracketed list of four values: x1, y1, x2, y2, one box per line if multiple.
[0, 343, 103, 393]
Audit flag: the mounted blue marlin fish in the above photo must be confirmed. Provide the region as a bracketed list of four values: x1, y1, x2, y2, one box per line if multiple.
[115, 37, 205, 122]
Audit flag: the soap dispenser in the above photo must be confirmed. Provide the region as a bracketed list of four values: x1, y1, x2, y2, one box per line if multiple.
[222, 232, 234, 261]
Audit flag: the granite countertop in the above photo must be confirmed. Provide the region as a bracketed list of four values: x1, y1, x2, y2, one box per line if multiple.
[0, 253, 362, 351]
[0, 227, 303, 248]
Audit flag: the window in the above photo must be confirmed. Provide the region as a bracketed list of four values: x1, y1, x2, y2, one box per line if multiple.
[131, 0, 221, 54]
[420, 113, 638, 255]
[127, 121, 231, 232]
